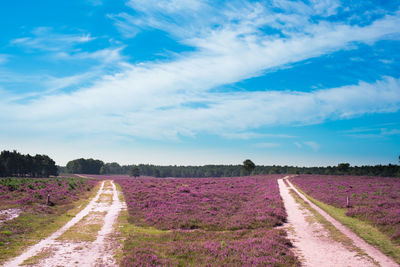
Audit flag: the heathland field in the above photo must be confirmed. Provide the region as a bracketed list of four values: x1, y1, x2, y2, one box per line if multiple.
[115, 175, 299, 266]
[0, 175, 399, 266]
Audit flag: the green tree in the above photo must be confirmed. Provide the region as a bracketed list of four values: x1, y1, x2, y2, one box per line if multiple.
[130, 166, 140, 178]
[242, 159, 256, 176]
[0, 150, 57, 177]
[66, 158, 104, 174]
[337, 163, 350, 174]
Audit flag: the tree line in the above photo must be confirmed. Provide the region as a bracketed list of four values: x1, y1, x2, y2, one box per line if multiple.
[2, 150, 399, 178]
[0, 150, 58, 177]
[60, 159, 400, 177]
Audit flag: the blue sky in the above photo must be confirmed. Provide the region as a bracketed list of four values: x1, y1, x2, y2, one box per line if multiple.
[1, 0, 400, 166]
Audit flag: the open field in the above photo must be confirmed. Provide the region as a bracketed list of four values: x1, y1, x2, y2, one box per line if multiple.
[2, 174, 399, 266]
[115, 175, 300, 266]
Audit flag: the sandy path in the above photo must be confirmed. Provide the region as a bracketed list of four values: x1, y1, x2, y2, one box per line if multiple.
[278, 177, 398, 266]
[282, 177, 398, 267]
[3, 180, 125, 267]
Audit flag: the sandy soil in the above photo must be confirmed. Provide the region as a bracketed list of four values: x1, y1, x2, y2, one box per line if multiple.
[0, 208, 22, 227]
[75, 174, 90, 178]
[3, 180, 125, 267]
[279, 177, 398, 267]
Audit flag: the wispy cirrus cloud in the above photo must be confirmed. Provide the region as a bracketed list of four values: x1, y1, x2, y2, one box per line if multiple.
[0, 54, 9, 64]
[87, 0, 103, 6]
[2, 74, 400, 141]
[2, 1, 400, 143]
[222, 132, 296, 140]
[303, 141, 320, 151]
[11, 27, 94, 52]
[53, 47, 125, 63]
[295, 141, 320, 151]
[10, 27, 125, 66]
[344, 126, 400, 138]
[253, 142, 281, 148]
[5, 26, 127, 100]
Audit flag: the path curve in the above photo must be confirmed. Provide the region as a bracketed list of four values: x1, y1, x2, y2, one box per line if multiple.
[3, 180, 125, 267]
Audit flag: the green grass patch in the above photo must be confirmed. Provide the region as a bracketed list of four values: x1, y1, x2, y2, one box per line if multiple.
[96, 193, 113, 205]
[294, 186, 400, 264]
[57, 211, 106, 242]
[113, 184, 169, 264]
[21, 247, 53, 266]
[0, 181, 101, 265]
[118, 209, 168, 236]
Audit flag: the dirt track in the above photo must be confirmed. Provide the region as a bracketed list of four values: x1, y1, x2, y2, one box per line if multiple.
[279, 177, 398, 267]
[3, 180, 125, 267]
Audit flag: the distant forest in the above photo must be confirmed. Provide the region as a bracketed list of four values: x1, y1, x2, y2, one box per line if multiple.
[1, 150, 399, 178]
[0, 150, 58, 177]
[60, 158, 400, 178]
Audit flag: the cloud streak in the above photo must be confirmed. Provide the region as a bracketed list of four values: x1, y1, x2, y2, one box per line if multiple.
[0, 54, 9, 64]
[2, 1, 400, 144]
[2, 75, 400, 141]
[11, 27, 94, 52]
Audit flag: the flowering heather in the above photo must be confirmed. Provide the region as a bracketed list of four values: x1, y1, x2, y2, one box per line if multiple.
[291, 175, 400, 244]
[116, 175, 286, 230]
[116, 175, 300, 266]
[0, 177, 96, 210]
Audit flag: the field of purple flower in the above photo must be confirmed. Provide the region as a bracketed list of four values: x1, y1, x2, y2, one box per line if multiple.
[0, 177, 96, 210]
[116, 175, 300, 266]
[290, 175, 400, 244]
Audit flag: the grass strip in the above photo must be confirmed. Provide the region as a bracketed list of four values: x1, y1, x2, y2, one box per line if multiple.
[57, 211, 106, 242]
[21, 247, 54, 266]
[96, 192, 113, 205]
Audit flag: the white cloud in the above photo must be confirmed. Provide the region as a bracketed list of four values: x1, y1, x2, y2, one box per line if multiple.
[87, 0, 103, 6]
[127, 0, 207, 14]
[53, 47, 125, 64]
[345, 126, 400, 138]
[110, 0, 213, 39]
[379, 59, 394, 64]
[303, 141, 320, 151]
[294, 142, 302, 148]
[381, 128, 400, 136]
[294, 141, 320, 151]
[11, 27, 95, 52]
[0, 54, 9, 64]
[108, 13, 141, 38]
[2, 1, 400, 144]
[309, 0, 341, 17]
[2, 75, 400, 141]
[222, 132, 296, 140]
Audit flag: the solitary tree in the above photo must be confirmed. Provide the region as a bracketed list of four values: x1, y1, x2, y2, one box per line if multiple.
[242, 159, 255, 176]
[337, 163, 350, 174]
[130, 166, 140, 178]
